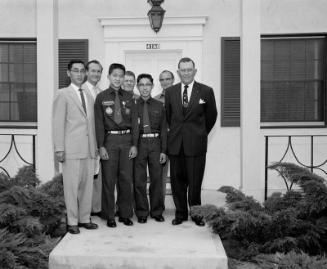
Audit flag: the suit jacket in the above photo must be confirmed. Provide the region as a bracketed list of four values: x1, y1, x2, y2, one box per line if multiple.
[165, 81, 217, 156]
[52, 85, 97, 160]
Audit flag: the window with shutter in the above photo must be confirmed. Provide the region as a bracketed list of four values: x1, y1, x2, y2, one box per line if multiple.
[221, 37, 240, 127]
[0, 39, 37, 126]
[261, 36, 326, 127]
[58, 39, 88, 88]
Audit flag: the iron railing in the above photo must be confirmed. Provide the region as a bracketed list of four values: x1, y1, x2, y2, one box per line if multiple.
[264, 135, 327, 200]
[0, 134, 36, 178]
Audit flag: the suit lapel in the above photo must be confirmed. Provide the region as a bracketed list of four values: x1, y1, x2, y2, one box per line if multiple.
[174, 83, 183, 115]
[67, 86, 87, 117]
[185, 81, 200, 118]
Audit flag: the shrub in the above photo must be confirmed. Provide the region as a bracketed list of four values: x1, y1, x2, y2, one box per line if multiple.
[0, 167, 66, 269]
[191, 163, 327, 262]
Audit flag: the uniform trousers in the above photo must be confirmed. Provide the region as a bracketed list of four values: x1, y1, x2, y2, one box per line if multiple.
[101, 133, 134, 220]
[62, 158, 94, 225]
[169, 147, 206, 219]
[134, 137, 164, 218]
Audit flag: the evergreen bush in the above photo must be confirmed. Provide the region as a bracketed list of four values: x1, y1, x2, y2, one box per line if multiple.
[0, 166, 65, 269]
[190, 162, 327, 266]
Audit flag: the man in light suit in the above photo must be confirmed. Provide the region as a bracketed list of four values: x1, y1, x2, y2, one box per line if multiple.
[82, 60, 103, 217]
[52, 59, 98, 234]
[165, 57, 217, 226]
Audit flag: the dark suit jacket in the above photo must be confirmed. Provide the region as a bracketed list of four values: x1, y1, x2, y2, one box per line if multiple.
[165, 81, 217, 156]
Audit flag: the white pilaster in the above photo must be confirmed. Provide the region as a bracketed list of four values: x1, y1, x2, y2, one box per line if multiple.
[36, 0, 58, 182]
[240, 0, 264, 200]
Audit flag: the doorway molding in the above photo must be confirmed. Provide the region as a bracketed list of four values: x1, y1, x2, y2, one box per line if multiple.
[98, 16, 208, 79]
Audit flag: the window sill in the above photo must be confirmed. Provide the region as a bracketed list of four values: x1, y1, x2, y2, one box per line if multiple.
[260, 122, 325, 129]
[0, 122, 37, 129]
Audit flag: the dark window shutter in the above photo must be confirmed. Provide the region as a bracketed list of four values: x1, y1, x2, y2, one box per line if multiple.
[221, 37, 240, 127]
[58, 39, 88, 88]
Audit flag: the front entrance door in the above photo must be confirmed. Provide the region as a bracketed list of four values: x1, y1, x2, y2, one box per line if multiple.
[125, 50, 181, 97]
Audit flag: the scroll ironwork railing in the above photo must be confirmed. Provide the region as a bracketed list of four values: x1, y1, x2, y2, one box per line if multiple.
[0, 134, 36, 178]
[264, 135, 327, 200]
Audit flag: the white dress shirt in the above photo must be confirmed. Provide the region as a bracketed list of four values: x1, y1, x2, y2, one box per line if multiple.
[181, 80, 195, 103]
[71, 83, 88, 111]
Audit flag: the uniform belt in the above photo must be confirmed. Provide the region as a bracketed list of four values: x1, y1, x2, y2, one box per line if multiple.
[107, 129, 131, 135]
[141, 133, 159, 138]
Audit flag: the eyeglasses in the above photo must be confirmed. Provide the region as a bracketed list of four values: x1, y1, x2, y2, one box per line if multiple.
[138, 83, 153, 87]
[179, 68, 194, 74]
[159, 78, 173, 82]
[70, 69, 86, 74]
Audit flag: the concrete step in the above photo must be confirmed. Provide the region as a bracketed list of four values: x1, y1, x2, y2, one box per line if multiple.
[49, 191, 227, 269]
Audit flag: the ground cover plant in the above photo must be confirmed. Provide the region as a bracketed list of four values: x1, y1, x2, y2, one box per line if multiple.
[0, 166, 66, 269]
[190, 162, 327, 268]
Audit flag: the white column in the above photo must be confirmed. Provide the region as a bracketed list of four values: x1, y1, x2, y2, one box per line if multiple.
[36, 0, 58, 182]
[240, 0, 264, 200]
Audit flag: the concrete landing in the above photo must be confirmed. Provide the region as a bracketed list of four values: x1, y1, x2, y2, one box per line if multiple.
[49, 190, 227, 269]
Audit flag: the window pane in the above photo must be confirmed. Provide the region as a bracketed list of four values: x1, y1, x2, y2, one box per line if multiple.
[0, 44, 8, 62]
[0, 103, 9, 120]
[10, 83, 23, 102]
[23, 44, 36, 63]
[0, 64, 8, 82]
[9, 63, 24, 82]
[10, 102, 19, 121]
[17, 91, 37, 121]
[9, 44, 24, 63]
[24, 64, 36, 83]
[0, 84, 10, 101]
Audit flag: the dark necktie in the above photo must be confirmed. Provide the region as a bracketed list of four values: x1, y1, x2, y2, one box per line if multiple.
[183, 85, 189, 108]
[114, 90, 123, 124]
[79, 89, 87, 115]
[143, 100, 151, 134]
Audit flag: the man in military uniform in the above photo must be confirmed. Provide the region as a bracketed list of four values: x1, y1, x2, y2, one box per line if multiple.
[134, 73, 167, 223]
[94, 63, 138, 227]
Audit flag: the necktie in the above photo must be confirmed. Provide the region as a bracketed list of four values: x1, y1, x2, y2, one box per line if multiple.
[114, 90, 123, 124]
[183, 85, 189, 108]
[79, 89, 87, 115]
[143, 101, 151, 134]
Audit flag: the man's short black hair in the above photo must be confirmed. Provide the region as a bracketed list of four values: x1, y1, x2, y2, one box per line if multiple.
[86, 60, 103, 72]
[67, 59, 85, 70]
[178, 57, 195, 69]
[137, 73, 153, 84]
[108, 63, 126, 75]
[160, 70, 174, 80]
[125, 70, 135, 79]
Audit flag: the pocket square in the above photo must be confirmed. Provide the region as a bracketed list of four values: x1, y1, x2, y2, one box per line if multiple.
[199, 98, 206, 104]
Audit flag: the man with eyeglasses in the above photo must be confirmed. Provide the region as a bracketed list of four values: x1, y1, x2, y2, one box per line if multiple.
[82, 60, 103, 218]
[52, 59, 98, 234]
[134, 73, 167, 224]
[165, 57, 217, 227]
[154, 70, 175, 103]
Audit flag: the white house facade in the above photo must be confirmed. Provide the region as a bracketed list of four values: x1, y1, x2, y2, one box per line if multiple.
[0, 0, 326, 201]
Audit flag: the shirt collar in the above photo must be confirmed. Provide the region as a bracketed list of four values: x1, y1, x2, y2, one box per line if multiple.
[108, 86, 122, 95]
[86, 81, 97, 90]
[139, 97, 153, 104]
[70, 83, 81, 93]
[182, 80, 194, 91]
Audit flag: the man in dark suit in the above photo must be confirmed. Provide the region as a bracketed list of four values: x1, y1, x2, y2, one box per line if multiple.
[165, 57, 217, 226]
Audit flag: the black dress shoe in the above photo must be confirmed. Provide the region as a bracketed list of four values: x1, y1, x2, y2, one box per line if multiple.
[137, 217, 147, 224]
[152, 215, 165, 222]
[107, 219, 117, 228]
[118, 217, 133, 226]
[191, 217, 205, 227]
[172, 218, 184, 225]
[78, 222, 98, 229]
[67, 225, 80, 234]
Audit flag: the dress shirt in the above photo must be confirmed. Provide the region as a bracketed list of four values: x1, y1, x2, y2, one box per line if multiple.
[71, 83, 87, 110]
[181, 80, 194, 103]
[85, 81, 99, 101]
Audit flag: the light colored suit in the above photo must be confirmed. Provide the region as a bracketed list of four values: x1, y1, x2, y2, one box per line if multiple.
[82, 81, 102, 213]
[52, 84, 97, 225]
